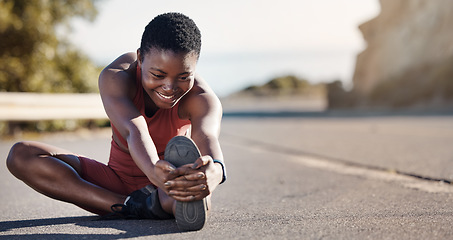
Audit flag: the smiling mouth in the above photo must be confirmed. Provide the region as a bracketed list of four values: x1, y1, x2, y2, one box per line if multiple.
[156, 91, 175, 100]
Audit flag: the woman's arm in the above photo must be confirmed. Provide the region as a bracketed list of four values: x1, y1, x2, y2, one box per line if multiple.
[165, 75, 225, 201]
[98, 53, 175, 192]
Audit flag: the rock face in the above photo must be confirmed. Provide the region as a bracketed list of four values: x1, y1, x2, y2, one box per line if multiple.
[347, 0, 453, 108]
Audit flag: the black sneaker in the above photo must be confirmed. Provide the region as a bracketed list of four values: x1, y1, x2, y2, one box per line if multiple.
[164, 136, 208, 231]
[111, 185, 172, 220]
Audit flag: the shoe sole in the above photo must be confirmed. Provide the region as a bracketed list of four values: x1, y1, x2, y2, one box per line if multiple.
[164, 136, 207, 231]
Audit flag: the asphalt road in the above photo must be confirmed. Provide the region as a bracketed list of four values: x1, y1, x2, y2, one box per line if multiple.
[1, 114, 453, 239]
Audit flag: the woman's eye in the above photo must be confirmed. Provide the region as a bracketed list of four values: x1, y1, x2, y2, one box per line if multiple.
[151, 73, 164, 79]
[179, 76, 192, 81]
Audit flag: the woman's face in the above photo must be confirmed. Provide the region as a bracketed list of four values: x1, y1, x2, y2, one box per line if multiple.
[138, 48, 198, 110]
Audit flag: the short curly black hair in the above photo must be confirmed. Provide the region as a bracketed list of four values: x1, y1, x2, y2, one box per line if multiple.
[140, 12, 201, 60]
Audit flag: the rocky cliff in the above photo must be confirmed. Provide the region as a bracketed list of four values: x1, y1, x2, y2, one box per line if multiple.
[334, 0, 453, 109]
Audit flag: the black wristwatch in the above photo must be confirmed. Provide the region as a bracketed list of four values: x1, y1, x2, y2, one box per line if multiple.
[213, 159, 227, 184]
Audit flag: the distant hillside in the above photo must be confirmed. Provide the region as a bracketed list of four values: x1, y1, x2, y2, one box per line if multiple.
[221, 75, 327, 112]
[232, 75, 326, 98]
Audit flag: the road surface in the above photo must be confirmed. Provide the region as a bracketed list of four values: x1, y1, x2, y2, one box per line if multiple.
[1, 113, 452, 239]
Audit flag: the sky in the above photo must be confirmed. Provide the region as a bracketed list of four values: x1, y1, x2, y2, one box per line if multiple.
[69, 0, 380, 96]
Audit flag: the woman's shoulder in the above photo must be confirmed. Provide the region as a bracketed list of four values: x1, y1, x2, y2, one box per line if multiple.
[99, 53, 139, 99]
[179, 74, 222, 119]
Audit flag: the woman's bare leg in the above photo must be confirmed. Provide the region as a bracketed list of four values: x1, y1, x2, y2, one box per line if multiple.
[6, 141, 125, 214]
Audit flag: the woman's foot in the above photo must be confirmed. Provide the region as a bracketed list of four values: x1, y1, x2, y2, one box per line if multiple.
[164, 136, 208, 231]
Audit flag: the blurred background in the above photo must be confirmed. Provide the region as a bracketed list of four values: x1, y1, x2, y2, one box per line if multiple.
[1, 0, 452, 135]
[2, 2, 453, 236]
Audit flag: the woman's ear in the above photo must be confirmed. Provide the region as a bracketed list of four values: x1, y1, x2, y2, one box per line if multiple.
[136, 48, 142, 67]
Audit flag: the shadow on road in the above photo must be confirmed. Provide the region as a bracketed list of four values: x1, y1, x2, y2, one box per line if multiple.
[0, 216, 180, 239]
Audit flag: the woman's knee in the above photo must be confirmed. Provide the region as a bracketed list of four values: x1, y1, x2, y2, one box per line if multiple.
[6, 141, 36, 176]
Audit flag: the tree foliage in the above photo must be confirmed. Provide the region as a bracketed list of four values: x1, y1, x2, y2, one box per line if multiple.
[0, 0, 101, 93]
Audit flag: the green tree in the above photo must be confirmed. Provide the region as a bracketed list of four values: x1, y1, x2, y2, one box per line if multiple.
[0, 0, 101, 93]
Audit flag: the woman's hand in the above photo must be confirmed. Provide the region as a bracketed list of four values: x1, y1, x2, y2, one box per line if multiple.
[163, 155, 223, 201]
[148, 159, 177, 194]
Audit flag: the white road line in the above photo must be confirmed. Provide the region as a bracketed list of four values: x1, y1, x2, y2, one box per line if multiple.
[223, 137, 453, 194]
[287, 155, 453, 194]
